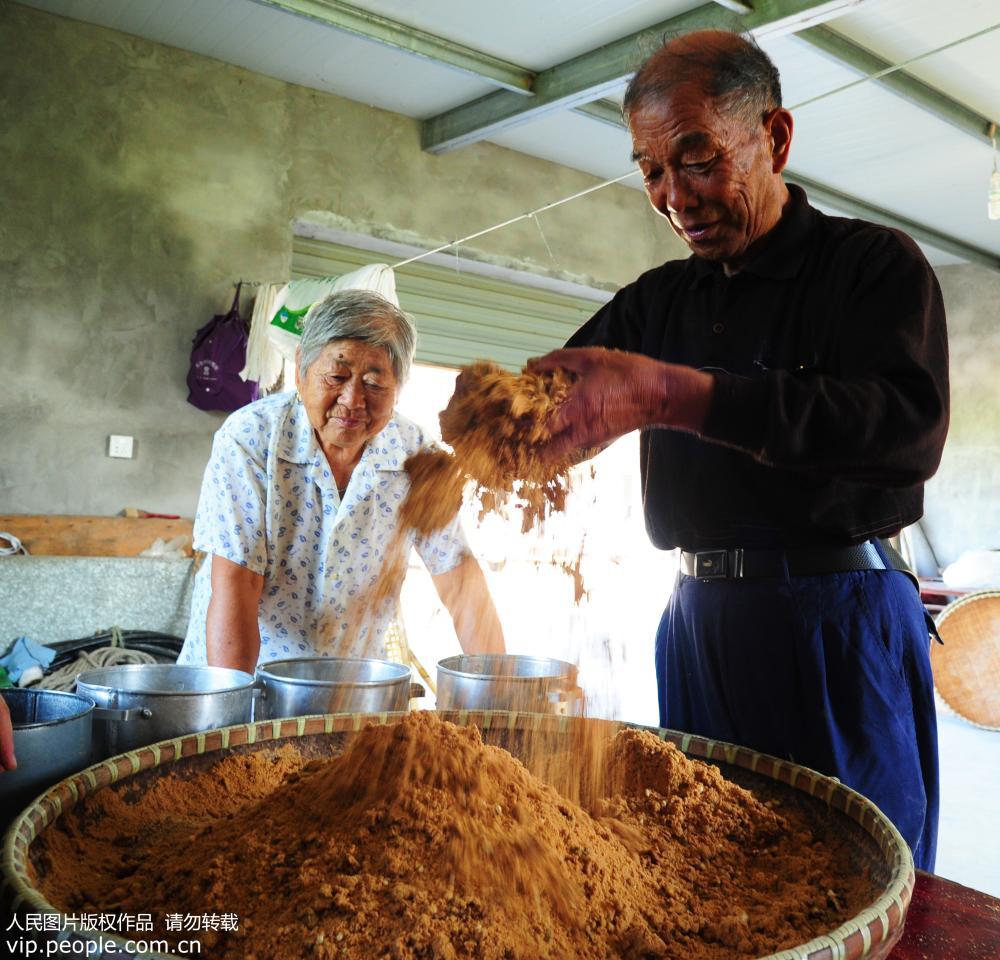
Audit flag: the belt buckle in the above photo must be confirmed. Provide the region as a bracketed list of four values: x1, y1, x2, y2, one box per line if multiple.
[694, 548, 744, 579]
[695, 549, 727, 579]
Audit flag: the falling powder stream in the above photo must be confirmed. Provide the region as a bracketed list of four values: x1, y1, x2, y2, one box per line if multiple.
[344, 360, 586, 653]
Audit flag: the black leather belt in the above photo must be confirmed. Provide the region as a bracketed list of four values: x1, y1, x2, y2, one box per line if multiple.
[679, 541, 894, 580]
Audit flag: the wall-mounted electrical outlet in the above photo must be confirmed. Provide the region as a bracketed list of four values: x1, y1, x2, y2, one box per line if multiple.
[108, 435, 135, 459]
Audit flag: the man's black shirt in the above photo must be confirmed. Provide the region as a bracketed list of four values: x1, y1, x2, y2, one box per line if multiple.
[568, 185, 950, 551]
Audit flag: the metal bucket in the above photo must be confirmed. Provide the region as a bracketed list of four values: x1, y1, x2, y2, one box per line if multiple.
[256, 657, 422, 720]
[1, 689, 95, 824]
[75, 664, 256, 759]
[436, 654, 583, 715]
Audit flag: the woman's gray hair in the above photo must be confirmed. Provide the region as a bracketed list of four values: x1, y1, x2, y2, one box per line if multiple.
[298, 289, 417, 384]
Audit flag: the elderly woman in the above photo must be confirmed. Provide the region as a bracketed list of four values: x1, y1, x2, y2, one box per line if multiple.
[178, 289, 505, 672]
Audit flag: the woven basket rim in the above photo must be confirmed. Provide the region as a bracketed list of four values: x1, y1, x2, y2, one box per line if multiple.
[934, 588, 1000, 626]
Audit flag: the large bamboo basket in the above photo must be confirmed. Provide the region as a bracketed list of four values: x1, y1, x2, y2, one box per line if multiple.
[2, 710, 915, 960]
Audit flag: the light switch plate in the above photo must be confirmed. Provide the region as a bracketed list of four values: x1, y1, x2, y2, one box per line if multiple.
[108, 435, 134, 459]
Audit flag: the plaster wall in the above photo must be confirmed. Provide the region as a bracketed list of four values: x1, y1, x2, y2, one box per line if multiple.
[0, 4, 680, 519]
[923, 263, 1000, 568]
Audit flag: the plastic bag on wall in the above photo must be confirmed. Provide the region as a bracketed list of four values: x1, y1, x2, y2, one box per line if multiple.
[941, 549, 1000, 588]
[266, 265, 398, 361]
[139, 535, 190, 560]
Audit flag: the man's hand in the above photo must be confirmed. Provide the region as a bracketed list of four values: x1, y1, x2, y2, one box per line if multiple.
[527, 347, 715, 460]
[0, 694, 16, 772]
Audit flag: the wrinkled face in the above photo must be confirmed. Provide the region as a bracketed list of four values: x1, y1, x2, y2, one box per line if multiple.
[296, 340, 399, 456]
[629, 86, 786, 269]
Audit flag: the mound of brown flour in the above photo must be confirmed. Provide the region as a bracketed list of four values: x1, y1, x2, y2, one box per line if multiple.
[34, 713, 875, 960]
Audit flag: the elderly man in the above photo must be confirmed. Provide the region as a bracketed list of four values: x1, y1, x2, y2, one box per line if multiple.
[531, 30, 947, 870]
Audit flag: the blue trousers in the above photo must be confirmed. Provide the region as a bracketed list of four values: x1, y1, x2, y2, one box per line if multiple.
[655, 566, 939, 871]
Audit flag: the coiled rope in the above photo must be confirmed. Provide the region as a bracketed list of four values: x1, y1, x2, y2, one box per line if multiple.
[36, 639, 158, 691]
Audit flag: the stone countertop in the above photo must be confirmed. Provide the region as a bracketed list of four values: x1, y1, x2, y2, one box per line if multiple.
[0, 556, 196, 645]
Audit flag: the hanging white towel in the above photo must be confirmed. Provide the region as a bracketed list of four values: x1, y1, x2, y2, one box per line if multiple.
[240, 282, 285, 392]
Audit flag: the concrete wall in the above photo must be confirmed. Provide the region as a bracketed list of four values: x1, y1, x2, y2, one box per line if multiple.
[0, 3, 680, 519]
[923, 263, 1000, 568]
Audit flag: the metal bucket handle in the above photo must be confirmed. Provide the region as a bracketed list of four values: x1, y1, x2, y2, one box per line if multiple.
[91, 707, 152, 722]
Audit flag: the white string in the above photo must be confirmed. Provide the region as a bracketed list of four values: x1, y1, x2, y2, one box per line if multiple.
[392, 169, 641, 269]
[531, 212, 556, 261]
[789, 22, 1000, 113]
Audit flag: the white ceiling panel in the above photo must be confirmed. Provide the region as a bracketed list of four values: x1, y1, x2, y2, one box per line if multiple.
[786, 78, 998, 253]
[487, 111, 639, 188]
[337, 0, 706, 71]
[829, 0, 1000, 120]
[761, 33, 871, 111]
[20, 0, 496, 115]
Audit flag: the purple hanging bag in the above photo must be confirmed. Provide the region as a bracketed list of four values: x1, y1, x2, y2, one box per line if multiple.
[186, 283, 259, 412]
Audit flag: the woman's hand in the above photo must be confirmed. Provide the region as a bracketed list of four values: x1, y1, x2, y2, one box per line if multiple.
[0, 695, 16, 772]
[527, 347, 715, 460]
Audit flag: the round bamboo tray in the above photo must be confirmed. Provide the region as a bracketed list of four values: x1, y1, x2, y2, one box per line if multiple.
[932, 589, 1000, 730]
[2, 710, 915, 959]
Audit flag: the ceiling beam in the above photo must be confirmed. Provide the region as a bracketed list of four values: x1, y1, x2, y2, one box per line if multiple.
[795, 25, 996, 145]
[572, 99, 626, 129]
[421, 0, 862, 154]
[249, 0, 534, 94]
[565, 107, 999, 270]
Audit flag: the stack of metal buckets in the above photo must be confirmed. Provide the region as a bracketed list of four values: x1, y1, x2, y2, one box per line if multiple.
[1, 653, 581, 825]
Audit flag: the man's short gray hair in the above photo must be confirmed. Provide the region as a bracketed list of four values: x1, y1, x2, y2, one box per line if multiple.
[623, 30, 782, 129]
[298, 289, 417, 384]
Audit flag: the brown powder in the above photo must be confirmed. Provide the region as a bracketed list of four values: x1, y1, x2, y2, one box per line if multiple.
[435, 361, 577, 534]
[344, 360, 582, 642]
[399, 449, 465, 536]
[34, 713, 877, 959]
